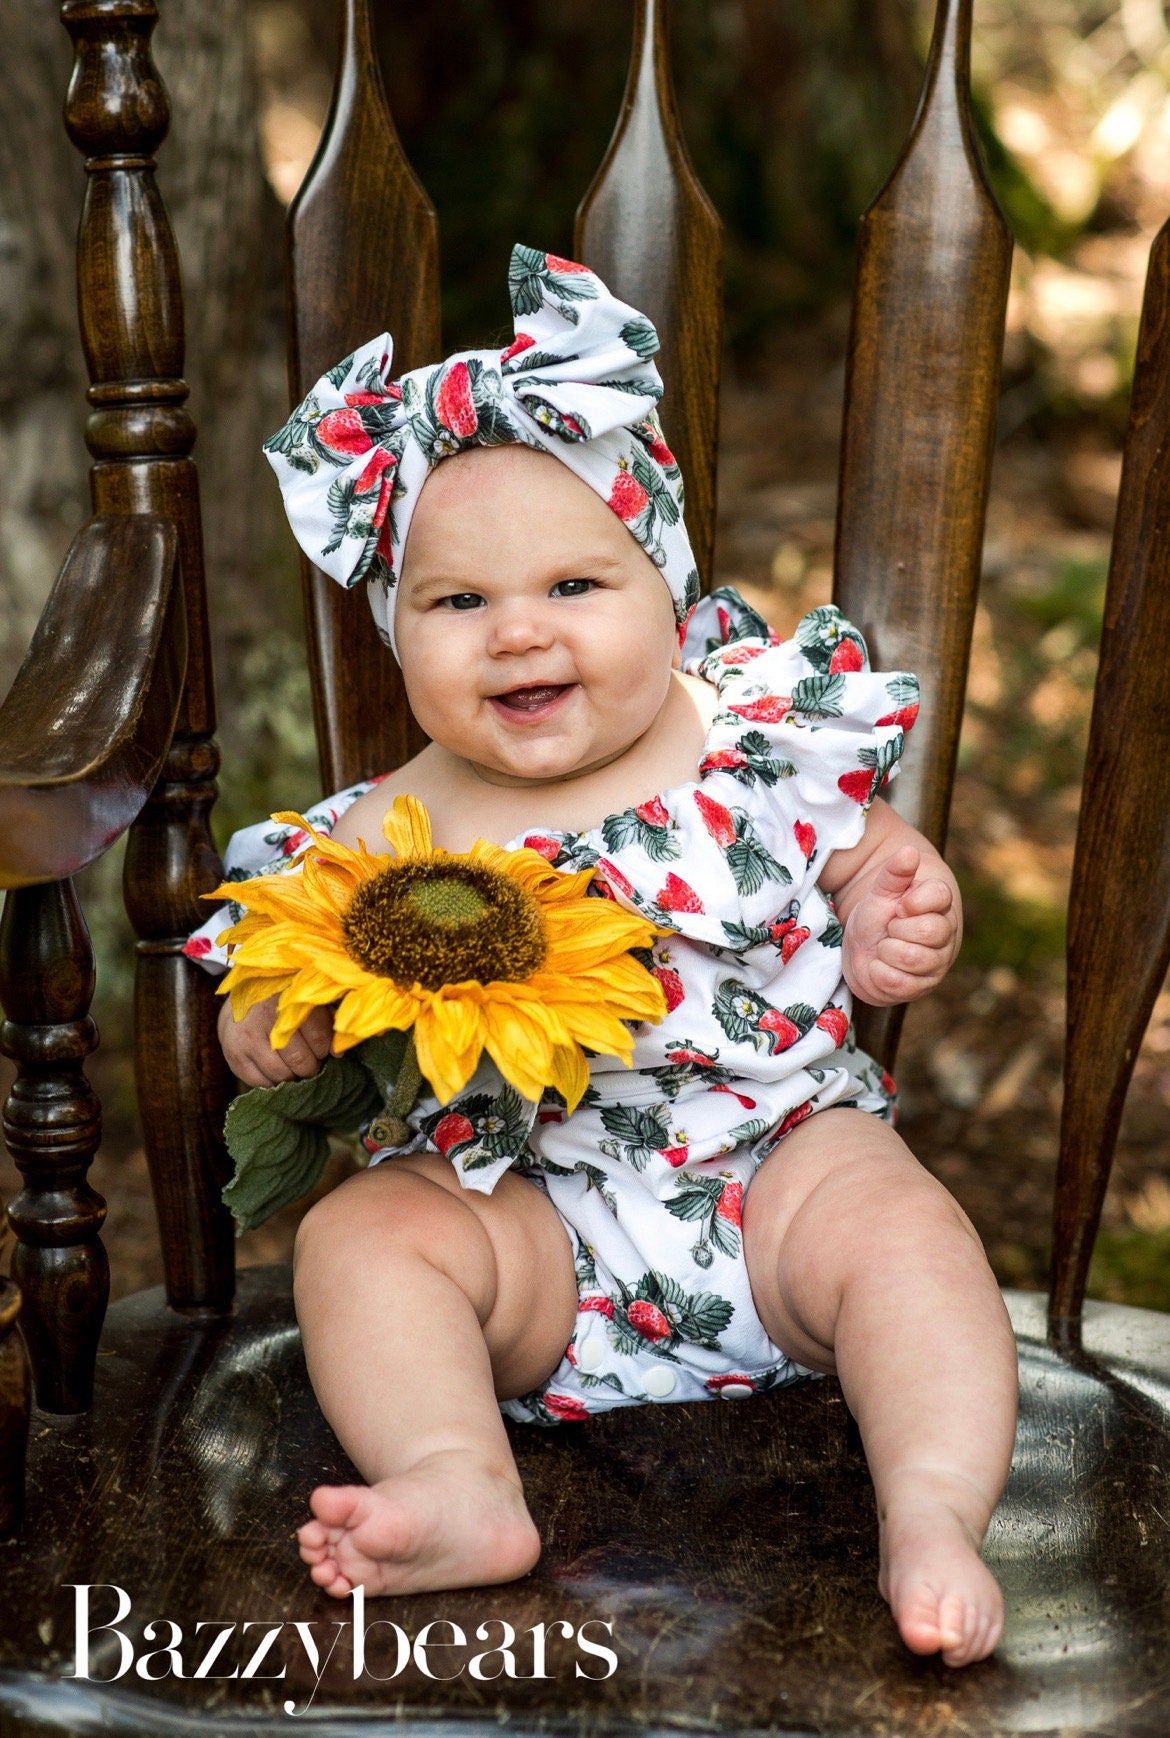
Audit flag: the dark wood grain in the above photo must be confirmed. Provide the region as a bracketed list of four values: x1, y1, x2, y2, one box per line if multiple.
[62, 0, 235, 1316]
[2, 1272, 1170, 1736]
[287, 0, 438, 792]
[833, 0, 1012, 1073]
[0, 516, 180, 887]
[0, 1276, 30, 1539]
[574, 0, 723, 593]
[0, 878, 106, 1417]
[1048, 224, 1170, 1341]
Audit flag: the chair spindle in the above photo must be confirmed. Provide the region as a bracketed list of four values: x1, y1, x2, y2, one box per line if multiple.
[62, 0, 235, 1316]
[1048, 224, 1170, 1342]
[0, 879, 105, 1413]
[834, 0, 1012, 1072]
[287, 0, 441, 791]
[574, 0, 723, 591]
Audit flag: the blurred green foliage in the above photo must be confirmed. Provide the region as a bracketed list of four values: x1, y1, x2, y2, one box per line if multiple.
[1089, 1226, 1170, 1313]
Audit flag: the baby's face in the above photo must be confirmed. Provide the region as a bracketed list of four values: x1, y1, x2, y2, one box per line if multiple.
[395, 447, 679, 786]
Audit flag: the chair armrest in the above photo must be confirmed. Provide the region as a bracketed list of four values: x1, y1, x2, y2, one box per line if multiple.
[0, 514, 184, 888]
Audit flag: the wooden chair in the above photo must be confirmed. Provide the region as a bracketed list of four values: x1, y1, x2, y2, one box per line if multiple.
[2, 0, 1169, 1730]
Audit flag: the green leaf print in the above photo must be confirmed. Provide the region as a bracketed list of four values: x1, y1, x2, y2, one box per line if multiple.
[791, 670, 846, 720]
[620, 316, 660, 360]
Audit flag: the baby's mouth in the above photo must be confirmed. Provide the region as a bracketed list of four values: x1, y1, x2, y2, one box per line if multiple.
[492, 684, 572, 714]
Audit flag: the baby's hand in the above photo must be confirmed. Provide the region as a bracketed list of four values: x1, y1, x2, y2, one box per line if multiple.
[840, 843, 960, 1007]
[216, 993, 337, 1088]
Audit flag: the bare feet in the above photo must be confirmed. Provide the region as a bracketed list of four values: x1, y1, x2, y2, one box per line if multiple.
[878, 1467, 1005, 1668]
[297, 1448, 542, 1597]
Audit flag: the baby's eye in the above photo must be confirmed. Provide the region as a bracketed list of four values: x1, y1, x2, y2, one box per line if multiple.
[550, 578, 597, 598]
[440, 592, 485, 611]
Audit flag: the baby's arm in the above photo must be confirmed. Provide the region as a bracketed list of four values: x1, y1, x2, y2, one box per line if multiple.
[816, 797, 962, 1007]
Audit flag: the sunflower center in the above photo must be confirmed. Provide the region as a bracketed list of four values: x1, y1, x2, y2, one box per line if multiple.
[341, 861, 547, 988]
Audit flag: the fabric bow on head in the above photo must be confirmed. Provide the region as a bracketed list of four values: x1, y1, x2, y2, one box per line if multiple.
[262, 243, 700, 659]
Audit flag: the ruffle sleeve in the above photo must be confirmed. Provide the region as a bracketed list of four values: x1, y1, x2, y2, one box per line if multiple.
[181, 778, 381, 973]
[588, 590, 920, 947]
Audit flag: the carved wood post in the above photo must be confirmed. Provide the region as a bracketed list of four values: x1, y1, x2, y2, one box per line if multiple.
[0, 881, 106, 1413]
[61, 0, 235, 1315]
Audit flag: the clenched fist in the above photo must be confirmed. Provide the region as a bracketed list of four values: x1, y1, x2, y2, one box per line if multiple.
[217, 992, 338, 1088]
[840, 843, 961, 1007]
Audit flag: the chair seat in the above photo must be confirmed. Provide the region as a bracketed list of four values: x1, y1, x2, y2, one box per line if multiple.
[1, 1268, 1168, 1736]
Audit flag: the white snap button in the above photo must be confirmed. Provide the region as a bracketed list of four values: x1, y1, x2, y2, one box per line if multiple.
[643, 1366, 676, 1397]
[718, 1381, 755, 1400]
[577, 1338, 605, 1373]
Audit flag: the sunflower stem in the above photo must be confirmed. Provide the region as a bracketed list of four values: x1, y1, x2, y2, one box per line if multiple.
[385, 1029, 422, 1120]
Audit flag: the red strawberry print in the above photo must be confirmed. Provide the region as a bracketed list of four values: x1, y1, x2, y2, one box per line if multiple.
[667, 1045, 717, 1067]
[597, 858, 636, 901]
[432, 1113, 474, 1155]
[523, 833, 560, 862]
[706, 1373, 756, 1396]
[316, 407, 373, 456]
[627, 1300, 672, 1342]
[636, 795, 672, 828]
[712, 1084, 757, 1110]
[608, 466, 650, 523]
[700, 748, 748, 775]
[565, 1343, 577, 1365]
[435, 362, 478, 437]
[717, 606, 732, 641]
[719, 643, 767, 665]
[880, 1068, 897, 1097]
[647, 433, 676, 467]
[778, 1099, 814, 1137]
[545, 253, 591, 274]
[728, 696, 792, 724]
[345, 386, 402, 405]
[780, 926, 810, 964]
[694, 790, 736, 849]
[838, 768, 877, 804]
[562, 415, 586, 437]
[661, 1144, 689, 1168]
[794, 820, 816, 860]
[877, 704, 919, 731]
[581, 1295, 615, 1318]
[757, 1008, 801, 1054]
[829, 637, 864, 673]
[280, 828, 309, 857]
[654, 967, 685, 1012]
[657, 874, 704, 915]
[500, 332, 536, 364]
[716, 1181, 744, 1226]
[537, 1108, 566, 1125]
[544, 1393, 590, 1423]
[355, 445, 395, 495]
[182, 935, 211, 959]
[816, 1007, 850, 1047]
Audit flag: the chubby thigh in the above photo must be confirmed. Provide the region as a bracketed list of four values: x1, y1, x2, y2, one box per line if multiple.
[741, 1105, 987, 1374]
[293, 1152, 579, 1401]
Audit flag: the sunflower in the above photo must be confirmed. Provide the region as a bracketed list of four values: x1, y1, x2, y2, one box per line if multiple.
[205, 795, 668, 1110]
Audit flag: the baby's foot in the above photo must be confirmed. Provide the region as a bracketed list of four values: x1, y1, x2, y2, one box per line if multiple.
[297, 1448, 541, 1598]
[878, 1468, 1004, 1668]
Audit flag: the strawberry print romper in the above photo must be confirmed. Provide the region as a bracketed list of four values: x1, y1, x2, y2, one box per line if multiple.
[185, 587, 920, 1428]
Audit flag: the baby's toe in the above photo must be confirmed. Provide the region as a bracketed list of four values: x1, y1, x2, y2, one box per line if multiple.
[308, 1557, 352, 1597]
[310, 1483, 363, 1529]
[298, 1518, 329, 1551]
[895, 1588, 946, 1656]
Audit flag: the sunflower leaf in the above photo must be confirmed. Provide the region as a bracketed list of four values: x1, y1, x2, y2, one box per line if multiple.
[221, 1039, 402, 1233]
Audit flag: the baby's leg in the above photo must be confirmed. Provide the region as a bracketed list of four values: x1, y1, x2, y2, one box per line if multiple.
[292, 1153, 578, 1597]
[742, 1107, 1017, 1668]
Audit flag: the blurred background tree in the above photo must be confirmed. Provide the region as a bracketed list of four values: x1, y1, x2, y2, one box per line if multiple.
[4, 0, 1170, 1306]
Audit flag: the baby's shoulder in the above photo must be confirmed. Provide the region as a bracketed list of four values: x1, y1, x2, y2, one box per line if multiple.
[330, 748, 450, 853]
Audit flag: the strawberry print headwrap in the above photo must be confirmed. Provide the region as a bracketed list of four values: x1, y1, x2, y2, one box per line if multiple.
[262, 243, 700, 660]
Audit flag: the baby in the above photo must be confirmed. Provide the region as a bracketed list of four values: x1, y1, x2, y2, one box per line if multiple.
[186, 245, 1017, 1670]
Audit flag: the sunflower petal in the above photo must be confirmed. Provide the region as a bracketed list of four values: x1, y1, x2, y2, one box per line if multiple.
[414, 991, 486, 1103]
[382, 795, 433, 860]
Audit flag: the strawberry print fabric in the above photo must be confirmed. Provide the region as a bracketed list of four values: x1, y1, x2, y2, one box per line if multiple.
[262, 243, 700, 660]
[185, 587, 920, 1424]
